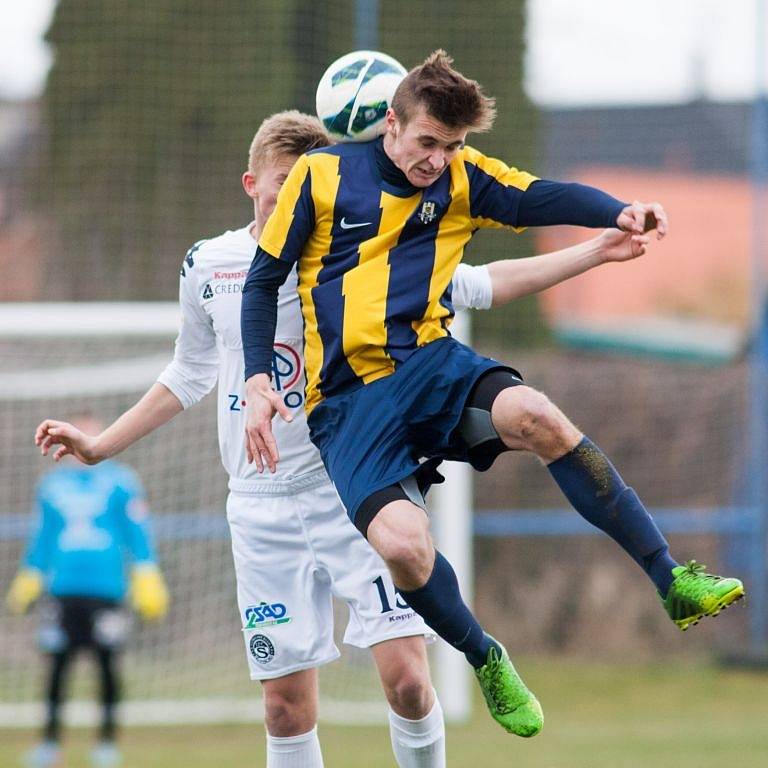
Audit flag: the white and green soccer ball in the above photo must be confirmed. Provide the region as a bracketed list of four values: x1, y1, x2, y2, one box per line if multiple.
[316, 50, 407, 142]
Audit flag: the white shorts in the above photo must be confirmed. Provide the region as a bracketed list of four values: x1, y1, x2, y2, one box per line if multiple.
[226, 480, 433, 681]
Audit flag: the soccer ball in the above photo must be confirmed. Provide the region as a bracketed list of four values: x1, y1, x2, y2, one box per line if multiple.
[316, 50, 407, 142]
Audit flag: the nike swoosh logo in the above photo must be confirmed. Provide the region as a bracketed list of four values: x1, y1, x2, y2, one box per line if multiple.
[340, 217, 371, 230]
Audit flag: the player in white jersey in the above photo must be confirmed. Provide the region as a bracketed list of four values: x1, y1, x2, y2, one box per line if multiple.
[36, 111, 650, 768]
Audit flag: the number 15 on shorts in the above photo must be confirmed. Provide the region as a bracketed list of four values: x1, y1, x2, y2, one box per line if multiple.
[373, 575, 409, 613]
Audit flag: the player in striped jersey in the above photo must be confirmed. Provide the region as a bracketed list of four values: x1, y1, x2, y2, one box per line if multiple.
[241, 52, 744, 737]
[34, 108, 654, 765]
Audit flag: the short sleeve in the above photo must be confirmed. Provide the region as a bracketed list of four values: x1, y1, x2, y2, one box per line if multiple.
[451, 263, 493, 311]
[156, 250, 219, 408]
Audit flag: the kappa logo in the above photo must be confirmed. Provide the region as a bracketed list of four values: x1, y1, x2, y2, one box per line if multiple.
[243, 601, 292, 630]
[201, 283, 213, 300]
[417, 201, 437, 224]
[249, 634, 275, 665]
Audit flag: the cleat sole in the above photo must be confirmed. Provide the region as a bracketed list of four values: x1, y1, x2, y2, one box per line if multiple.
[674, 585, 745, 631]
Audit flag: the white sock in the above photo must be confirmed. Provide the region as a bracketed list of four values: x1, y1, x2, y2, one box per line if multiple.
[266, 726, 324, 768]
[388, 692, 446, 768]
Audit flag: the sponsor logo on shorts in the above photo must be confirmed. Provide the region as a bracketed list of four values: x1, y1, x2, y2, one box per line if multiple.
[388, 610, 417, 624]
[249, 634, 275, 664]
[244, 601, 292, 630]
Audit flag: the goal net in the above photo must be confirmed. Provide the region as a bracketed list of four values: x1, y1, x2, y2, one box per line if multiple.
[0, 304, 472, 727]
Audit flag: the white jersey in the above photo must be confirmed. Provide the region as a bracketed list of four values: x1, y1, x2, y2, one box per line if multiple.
[157, 223, 493, 494]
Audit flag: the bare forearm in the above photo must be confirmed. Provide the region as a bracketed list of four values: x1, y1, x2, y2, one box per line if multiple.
[487, 238, 604, 306]
[94, 383, 184, 460]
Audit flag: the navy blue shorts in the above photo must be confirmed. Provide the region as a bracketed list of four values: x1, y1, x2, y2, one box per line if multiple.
[307, 336, 513, 524]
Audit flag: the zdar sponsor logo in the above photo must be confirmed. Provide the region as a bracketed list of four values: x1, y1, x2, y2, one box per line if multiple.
[243, 601, 291, 630]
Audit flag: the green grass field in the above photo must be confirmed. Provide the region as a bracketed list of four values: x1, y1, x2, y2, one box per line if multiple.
[2, 658, 766, 768]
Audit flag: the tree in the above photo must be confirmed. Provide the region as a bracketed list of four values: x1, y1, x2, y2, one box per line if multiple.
[42, 0, 299, 299]
[39, 0, 543, 350]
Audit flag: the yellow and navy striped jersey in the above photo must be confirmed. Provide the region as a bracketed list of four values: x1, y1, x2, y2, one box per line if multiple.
[258, 140, 537, 414]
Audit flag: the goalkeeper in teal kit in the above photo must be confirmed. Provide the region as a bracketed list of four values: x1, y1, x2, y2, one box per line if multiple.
[241, 51, 745, 736]
[6, 416, 168, 768]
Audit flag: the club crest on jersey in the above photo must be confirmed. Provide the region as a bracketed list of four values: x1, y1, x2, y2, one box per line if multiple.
[243, 601, 292, 630]
[417, 201, 437, 224]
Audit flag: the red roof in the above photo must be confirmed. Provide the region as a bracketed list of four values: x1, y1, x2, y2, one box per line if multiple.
[536, 167, 755, 329]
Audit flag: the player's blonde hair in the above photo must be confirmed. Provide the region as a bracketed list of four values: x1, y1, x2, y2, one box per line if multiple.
[248, 110, 332, 175]
[391, 50, 496, 132]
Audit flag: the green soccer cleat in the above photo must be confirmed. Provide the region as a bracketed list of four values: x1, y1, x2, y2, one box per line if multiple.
[662, 560, 745, 631]
[474, 637, 543, 737]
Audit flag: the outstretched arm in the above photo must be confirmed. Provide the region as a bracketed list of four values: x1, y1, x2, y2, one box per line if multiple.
[35, 383, 184, 464]
[515, 179, 668, 239]
[35, 249, 218, 464]
[487, 229, 649, 307]
[115, 469, 170, 621]
[6, 487, 51, 613]
[516, 180, 668, 238]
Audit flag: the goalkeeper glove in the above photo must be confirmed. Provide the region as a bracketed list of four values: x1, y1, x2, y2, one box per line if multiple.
[130, 563, 169, 621]
[6, 568, 44, 614]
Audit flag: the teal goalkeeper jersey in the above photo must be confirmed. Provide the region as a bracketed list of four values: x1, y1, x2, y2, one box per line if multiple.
[23, 461, 156, 601]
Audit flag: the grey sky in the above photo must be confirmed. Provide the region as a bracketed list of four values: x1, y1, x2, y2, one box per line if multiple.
[0, 0, 765, 104]
[0, 0, 54, 100]
[526, 0, 764, 105]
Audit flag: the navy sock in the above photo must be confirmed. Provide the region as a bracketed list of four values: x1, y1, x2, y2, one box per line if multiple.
[399, 551, 497, 668]
[548, 437, 679, 594]
[644, 547, 678, 597]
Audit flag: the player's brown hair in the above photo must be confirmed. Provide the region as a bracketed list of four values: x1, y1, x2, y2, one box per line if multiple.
[248, 110, 332, 174]
[391, 50, 496, 132]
